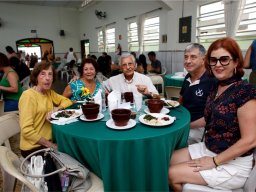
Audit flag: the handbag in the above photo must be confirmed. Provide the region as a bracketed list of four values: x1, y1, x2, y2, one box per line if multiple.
[20, 148, 92, 192]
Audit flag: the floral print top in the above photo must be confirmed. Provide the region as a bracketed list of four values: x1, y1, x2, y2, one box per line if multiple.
[204, 80, 256, 156]
[70, 79, 101, 101]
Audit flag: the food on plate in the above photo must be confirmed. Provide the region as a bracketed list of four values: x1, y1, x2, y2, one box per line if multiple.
[164, 100, 179, 107]
[55, 110, 76, 118]
[143, 114, 170, 125]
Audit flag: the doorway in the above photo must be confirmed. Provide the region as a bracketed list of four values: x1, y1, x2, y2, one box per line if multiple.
[80, 39, 90, 60]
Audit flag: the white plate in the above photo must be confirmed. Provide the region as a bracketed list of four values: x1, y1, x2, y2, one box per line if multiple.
[144, 107, 170, 114]
[106, 119, 136, 130]
[80, 113, 104, 122]
[76, 100, 86, 104]
[139, 113, 175, 127]
[51, 109, 82, 120]
[163, 100, 180, 108]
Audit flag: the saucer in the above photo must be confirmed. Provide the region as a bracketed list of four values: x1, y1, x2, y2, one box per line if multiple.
[144, 107, 170, 115]
[80, 113, 104, 122]
[106, 119, 136, 130]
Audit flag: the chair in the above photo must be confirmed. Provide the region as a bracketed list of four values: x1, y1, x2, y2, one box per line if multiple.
[165, 86, 181, 100]
[87, 172, 104, 192]
[182, 150, 256, 192]
[0, 113, 23, 192]
[0, 146, 38, 192]
[20, 76, 31, 91]
[149, 75, 164, 96]
[147, 66, 167, 77]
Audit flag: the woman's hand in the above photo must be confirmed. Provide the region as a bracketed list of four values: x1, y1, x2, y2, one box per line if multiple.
[187, 156, 216, 172]
[68, 75, 79, 84]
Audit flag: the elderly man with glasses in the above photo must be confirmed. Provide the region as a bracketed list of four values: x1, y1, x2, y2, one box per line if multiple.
[103, 53, 159, 98]
[179, 43, 216, 144]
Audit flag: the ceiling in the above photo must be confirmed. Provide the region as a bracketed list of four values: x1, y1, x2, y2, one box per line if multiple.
[1, 0, 85, 9]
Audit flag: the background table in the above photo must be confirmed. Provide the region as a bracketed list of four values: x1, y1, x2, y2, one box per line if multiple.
[164, 74, 185, 87]
[52, 106, 190, 192]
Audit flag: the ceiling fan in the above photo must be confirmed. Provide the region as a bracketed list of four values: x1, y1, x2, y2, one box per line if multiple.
[95, 10, 106, 19]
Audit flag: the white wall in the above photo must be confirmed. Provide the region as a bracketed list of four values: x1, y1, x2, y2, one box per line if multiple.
[0, 3, 81, 58]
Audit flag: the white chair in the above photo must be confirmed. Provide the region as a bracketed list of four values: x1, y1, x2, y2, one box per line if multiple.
[0, 146, 38, 192]
[87, 172, 104, 192]
[149, 75, 164, 96]
[20, 76, 31, 91]
[183, 150, 256, 192]
[0, 113, 22, 192]
[165, 86, 181, 100]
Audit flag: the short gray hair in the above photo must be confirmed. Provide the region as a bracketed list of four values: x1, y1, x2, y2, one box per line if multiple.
[119, 53, 135, 65]
[184, 43, 206, 56]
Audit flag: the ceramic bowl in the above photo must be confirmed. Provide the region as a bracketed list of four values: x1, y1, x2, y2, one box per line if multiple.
[111, 108, 131, 126]
[82, 103, 100, 119]
[147, 99, 164, 113]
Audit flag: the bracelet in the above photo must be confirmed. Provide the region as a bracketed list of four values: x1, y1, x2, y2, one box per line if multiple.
[213, 156, 220, 167]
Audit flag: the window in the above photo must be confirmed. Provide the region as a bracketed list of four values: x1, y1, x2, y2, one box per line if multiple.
[236, 0, 256, 49]
[97, 30, 104, 52]
[128, 22, 139, 52]
[143, 16, 159, 51]
[197, 1, 225, 45]
[106, 27, 115, 52]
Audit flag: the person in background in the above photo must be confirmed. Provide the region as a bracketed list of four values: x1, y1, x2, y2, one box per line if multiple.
[19, 61, 72, 191]
[148, 51, 162, 74]
[139, 54, 148, 75]
[63, 58, 101, 101]
[5, 46, 18, 59]
[168, 37, 256, 192]
[104, 53, 159, 98]
[9, 56, 31, 81]
[0, 52, 23, 112]
[244, 40, 256, 86]
[64, 47, 78, 63]
[179, 43, 216, 144]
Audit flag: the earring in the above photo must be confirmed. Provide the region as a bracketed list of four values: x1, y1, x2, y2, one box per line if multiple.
[234, 68, 237, 75]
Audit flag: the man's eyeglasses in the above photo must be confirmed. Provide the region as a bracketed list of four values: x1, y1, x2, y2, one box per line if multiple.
[122, 63, 134, 68]
[209, 56, 233, 67]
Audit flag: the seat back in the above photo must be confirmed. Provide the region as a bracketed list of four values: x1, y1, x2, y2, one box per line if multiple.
[0, 146, 38, 192]
[149, 75, 164, 96]
[165, 86, 181, 100]
[0, 113, 20, 147]
[20, 76, 31, 91]
[243, 149, 256, 192]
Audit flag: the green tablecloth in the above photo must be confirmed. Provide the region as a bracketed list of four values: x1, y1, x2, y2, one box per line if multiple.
[52, 106, 190, 192]
[164, 74, 185, 88]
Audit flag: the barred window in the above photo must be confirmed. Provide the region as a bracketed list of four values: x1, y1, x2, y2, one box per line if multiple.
[106, 27, 115, 53]
[143, 16, 159, 51]
[128, 22, 139, 52]
[97, 30, 104, 53]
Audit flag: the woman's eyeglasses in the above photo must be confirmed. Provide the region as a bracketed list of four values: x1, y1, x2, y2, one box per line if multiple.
[209, 56, 233, 67]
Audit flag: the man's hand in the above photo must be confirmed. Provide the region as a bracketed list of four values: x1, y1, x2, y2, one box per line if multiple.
[136, 84, 149, 95]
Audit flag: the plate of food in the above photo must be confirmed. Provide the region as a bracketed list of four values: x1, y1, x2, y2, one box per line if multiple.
[163, 100, 180, 108]
[51, 109, 82, 120]
[139, 113, 175, 127]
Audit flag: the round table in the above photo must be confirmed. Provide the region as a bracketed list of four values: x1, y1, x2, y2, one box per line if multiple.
[52, 106, 190, 192]
[164, 74, 185, 87]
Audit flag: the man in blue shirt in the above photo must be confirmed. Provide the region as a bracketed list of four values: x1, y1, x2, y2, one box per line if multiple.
[244, 40, 256, 86]
[148, 51, 162, 74]
[179, 43, 216, 144]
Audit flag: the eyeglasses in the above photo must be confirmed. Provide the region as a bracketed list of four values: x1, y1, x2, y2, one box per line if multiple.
[121, 62, 134, 68]
[209, 56, 233, 67]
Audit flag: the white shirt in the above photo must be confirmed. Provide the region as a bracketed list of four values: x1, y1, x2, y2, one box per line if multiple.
[66, 51, 76, 63]
[103, 72, 158, 95]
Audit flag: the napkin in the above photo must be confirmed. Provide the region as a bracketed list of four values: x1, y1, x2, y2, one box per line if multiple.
[51, 118, 78, 125]
[108, 90, 121, 112]
[93, 89, 102, 112]
[118, 102, 131, 109]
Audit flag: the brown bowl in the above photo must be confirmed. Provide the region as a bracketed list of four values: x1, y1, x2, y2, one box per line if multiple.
[147, 99, 164, 113]
[111, 108, 131, 126]
[82, 103, 100, 119]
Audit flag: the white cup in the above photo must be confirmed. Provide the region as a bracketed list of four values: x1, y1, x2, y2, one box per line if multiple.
[134, 94, 142, 111]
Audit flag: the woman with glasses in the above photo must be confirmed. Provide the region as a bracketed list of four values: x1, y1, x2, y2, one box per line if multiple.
[168, 37, 256, 191]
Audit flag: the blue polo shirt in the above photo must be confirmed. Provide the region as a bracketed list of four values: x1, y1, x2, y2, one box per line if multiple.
[180, 72, 216, 122]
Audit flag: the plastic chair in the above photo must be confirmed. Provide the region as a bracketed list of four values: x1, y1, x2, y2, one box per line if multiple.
[182, 150, 256, 192]
[165, 86, 181, 100]
[0, 146, 38, 192]
[149, 75, 164, 96]
[0, 113, 21, 191]
[20, 76, 31, 91]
